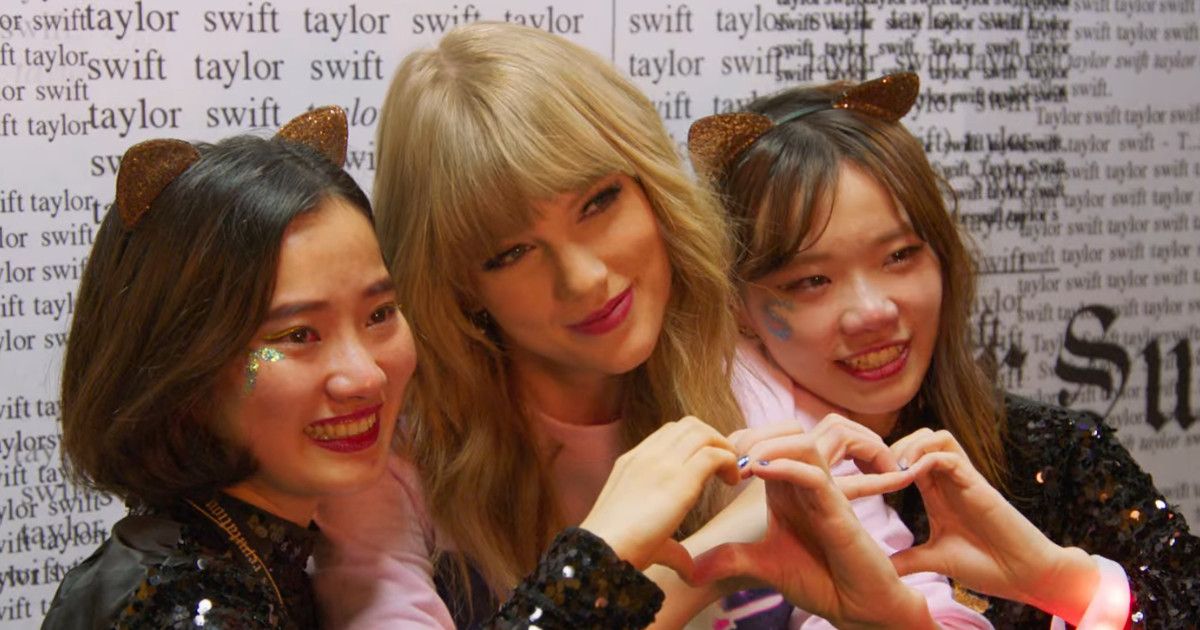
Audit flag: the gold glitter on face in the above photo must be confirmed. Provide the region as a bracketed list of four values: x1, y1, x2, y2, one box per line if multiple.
[244, 347, 285, 394]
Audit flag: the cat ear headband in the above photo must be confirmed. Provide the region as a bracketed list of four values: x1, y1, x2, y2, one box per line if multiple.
[687, 72, 919, 183]
[114, 105, 349, 229]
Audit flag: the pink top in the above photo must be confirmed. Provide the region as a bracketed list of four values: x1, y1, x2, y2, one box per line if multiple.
[730, 340, 993, 629]
[313, 414, 624, 629]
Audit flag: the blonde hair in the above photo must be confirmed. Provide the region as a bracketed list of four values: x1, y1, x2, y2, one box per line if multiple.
[375, 23, 742, 593]
[717, 82, 1007, 488]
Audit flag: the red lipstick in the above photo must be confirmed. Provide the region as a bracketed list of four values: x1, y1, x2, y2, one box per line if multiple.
[304, 404, 382, 453]
[568, 288, 633, 336]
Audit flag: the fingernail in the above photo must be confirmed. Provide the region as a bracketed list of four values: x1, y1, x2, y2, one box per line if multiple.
[758, 459, 770, 467]
[737, 455, 750, 469]
[898, 458, 909, 471]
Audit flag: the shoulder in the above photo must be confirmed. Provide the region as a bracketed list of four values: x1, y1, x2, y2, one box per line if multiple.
[114, 557, 287, 629]
[1001, 393, 1113, 458]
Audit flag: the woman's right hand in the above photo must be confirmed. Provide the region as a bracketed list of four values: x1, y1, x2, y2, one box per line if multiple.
[690, 415, 934, 629]
[579, 416, 742, 580]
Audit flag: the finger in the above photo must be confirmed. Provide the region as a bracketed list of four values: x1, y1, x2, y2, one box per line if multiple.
[690, 542, 765, 586]
[749, 427, 898, 474]
[893, 429, 967, 469]
[727, 422, 808, 455]
[907, 451, 982, 493]
[888, 427, 936, 466]
[835, 469, 915, 500]
[889, 543, 949, 578]
[685, 445, 742, 487]
[649, 538, 695, 582]
[748, 457, 832, 492]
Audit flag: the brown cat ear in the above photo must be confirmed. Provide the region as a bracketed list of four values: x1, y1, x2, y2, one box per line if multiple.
[115, 139, 200, 229]
[687, 112, 774, 183]
[833, 72, 919, 122]
[275, 105, 348, 168]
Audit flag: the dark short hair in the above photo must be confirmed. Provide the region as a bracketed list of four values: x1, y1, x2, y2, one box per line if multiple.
[61, 135, 372, 506]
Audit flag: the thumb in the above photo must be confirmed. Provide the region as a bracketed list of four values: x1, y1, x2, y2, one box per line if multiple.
[648, 538, 696, 583]
[690, 541, 765, 586]
[889, 543, 946, 578]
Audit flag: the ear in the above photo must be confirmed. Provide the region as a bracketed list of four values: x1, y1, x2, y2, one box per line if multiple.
[275, 105, 348, 167]
[734, 292, 761, 341]
[115, 139, 201, 229]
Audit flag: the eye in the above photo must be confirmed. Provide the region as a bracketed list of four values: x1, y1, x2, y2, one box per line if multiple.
[368, 302, 399, 326]
[779, 275, 830, 293]
[264, 326, 320, 345]
[580, 183, 622, 219]
[482, 243, 534, 271]
[886, 244, 925, 266]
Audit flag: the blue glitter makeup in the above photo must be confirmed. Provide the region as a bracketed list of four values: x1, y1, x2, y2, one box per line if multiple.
[244, 347, 285, 393]
[763, 298, 795, 341]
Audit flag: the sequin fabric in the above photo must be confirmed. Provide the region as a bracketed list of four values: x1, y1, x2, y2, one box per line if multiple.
[892, 395, 1200, 629]
[490, 527, 665, 629]
[42, 493, 317, 629]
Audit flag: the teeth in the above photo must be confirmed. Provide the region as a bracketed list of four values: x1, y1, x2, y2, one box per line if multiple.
[843, 346, 903, 371]
[304, 414, 378, 441]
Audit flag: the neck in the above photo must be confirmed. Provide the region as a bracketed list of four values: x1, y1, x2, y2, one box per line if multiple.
[221, 483, 317, 527]
[511, 359, 624, 426]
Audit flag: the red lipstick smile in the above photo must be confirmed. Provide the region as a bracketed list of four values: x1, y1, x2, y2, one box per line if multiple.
[303, 404, 382, 453]
[837, 343, 909, 381]
[568, 288, 633, 336]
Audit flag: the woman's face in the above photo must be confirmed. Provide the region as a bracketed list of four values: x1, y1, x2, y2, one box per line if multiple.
[740, 163, 942, 435]
[215, 197, 415, 522]
[472, 173, 672, 384]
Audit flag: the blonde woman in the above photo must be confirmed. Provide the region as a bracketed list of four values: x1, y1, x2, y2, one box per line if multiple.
[313, 22, 762, 628]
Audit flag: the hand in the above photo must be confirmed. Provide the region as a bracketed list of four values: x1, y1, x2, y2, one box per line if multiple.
[889, 428, 1101, 623]
[580, 416, 741, 580]
[692, 415, 932, 629]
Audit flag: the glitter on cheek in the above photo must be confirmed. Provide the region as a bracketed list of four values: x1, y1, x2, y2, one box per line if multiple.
[762, 298, 795, 341]
[243, 348, 285, 394]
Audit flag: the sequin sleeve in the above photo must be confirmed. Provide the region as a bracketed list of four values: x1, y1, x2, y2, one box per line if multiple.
[112, 561, 298, 629]
[1002, 396, 1200, 629]
[488, 527, 665, 629]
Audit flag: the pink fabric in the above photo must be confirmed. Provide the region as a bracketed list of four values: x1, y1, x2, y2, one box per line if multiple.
[731, 340, 993, 629]
[313, 416, 624, 629]
[313, 456, 454, 629]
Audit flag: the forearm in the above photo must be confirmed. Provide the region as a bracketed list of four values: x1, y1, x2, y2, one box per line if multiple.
[647, 479, 767, 628]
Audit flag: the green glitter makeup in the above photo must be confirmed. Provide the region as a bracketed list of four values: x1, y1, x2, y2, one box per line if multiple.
[244, 347, 285, 394]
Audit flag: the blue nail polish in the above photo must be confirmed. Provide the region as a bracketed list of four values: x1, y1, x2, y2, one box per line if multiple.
[758, 459, 770, 467]
[737, 455, 750, 469]
[898, 458, 909, 471]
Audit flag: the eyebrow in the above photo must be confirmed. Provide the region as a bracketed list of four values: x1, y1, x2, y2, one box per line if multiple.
[790, 226, 917, 265]
[263, 277, 395, 323]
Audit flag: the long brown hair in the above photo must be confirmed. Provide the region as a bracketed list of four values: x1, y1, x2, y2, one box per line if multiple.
[716, 82, 1007, 488]
[374, 23, 742, 592]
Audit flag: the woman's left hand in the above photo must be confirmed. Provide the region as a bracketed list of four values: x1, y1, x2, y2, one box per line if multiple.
[888, 428, 1101, 623]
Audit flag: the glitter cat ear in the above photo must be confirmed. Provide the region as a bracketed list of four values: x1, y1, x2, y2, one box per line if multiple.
[275, 105, 348, 168]
[115, 139, 200, 229]
[832, 72, 919, 122]
[687, 72, 921, 182]
[687, 112, 774, 183]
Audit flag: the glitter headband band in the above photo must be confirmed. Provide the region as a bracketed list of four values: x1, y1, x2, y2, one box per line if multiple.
[114, 106, 350, 229]
[687, 72, 920, 183]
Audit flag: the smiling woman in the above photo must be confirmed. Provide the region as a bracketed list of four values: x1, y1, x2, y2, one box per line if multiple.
[41, 108, 417, 629]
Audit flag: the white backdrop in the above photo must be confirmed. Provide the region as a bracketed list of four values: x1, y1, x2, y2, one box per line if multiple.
[0, 0, 1197, 625]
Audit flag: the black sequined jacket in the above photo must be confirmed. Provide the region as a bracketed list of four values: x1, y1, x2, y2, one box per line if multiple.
[41, 493, 319, 629]
[41, 492, 662, 630]
[892, 395, 1200, 629]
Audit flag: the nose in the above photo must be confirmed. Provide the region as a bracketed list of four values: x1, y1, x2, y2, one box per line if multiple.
[839, 275, 899, 335]
[552, 242, 607, 301]
[326, 336, 387, 401]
